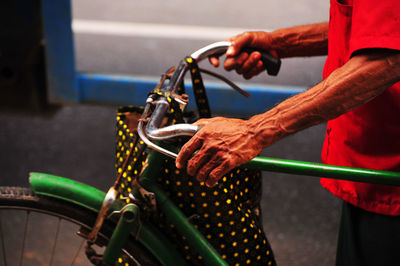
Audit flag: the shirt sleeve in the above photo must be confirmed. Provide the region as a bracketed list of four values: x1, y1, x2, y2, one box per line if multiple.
[350, 0, 400, 55]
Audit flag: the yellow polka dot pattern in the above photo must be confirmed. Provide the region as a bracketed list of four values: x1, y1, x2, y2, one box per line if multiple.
[115, 114, 147, 201]
[114, 253, 134, 266]
[115, 106, 276, 266]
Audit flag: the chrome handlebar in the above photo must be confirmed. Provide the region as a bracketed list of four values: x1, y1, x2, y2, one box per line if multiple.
[137, 42, 234, 158]
[190, 41, 231, 62]
[138, 42, 231, 158]
[146, 124, 201, 141]
[138, 40, 281, 157]
[138, 122, 201, 159]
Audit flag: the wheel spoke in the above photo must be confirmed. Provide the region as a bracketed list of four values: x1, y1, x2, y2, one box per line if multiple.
[71, 239, 85, 266]
[0, 211, 8, 266]
[19, 211, 30, 266]
[0, 187, 154, 265]
[49, 218, 61, 266]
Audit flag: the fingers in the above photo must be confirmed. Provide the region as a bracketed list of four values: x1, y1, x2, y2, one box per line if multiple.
[178, 138, 225, 185]
[208, 56, 220, 67]
[224, 52, 249, 71]
[210, 32, 267, 78]
[208, 35, 241, 68]
[206, 160, 234, 187]
[177, 118, 221, 170]
[188, 150, 221, 182]
[226, 32, 253, 57]
[243, 60, 264, 80]
[186, 144, 213, 178]
[236, 52, 261, 75]
[191, 151, 234, 188]
[224, 51, 264, 79]
[176, 135, 202, 169]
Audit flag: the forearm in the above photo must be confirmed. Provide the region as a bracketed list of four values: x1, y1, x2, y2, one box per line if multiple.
[248, 50, 400, 148]
[267, 22, 329, 58]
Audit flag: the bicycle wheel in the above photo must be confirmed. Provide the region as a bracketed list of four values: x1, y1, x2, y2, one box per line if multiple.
[0, 187, 159, 266]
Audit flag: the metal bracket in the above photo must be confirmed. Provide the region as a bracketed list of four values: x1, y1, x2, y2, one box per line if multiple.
[132, 179, 157, 213]
[86, 186, 119, 243]
[106, 203, 142, 240]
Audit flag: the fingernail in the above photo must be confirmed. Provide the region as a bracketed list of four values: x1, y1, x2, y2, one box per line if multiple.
[253, 52, 261, 60]
[206, 180, 218, 188]
[176, 162, 181, 169]
[227, 46, 234, 56]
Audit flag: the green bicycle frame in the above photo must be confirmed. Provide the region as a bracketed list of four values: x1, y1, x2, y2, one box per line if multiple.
[244, 156, 400, 186]
[29, 172, 187, 265]
[30, 152, 400, 266]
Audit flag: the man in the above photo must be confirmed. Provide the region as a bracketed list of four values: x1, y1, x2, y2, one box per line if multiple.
[176, 1, 400, 265]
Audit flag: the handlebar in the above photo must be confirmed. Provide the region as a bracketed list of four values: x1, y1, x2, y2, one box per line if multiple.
[191, 41, 281, 75]
[190, 41, 232, 62]
[138, 41, 281, 158]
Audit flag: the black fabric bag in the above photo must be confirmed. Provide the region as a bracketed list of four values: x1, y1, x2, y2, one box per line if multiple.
[114, 64, 276, 265]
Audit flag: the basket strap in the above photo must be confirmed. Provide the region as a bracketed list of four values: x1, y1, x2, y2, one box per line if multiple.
[185, 57, 211, 118]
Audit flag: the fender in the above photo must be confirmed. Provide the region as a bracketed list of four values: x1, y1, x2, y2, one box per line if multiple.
[29, 172, 187, 266]
[30, 172, 108, 212]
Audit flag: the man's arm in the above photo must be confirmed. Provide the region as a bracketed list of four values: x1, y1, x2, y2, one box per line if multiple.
[210, 23, 329, 79]
[248, 49, 400, 146]
[176, 49, 400, 187]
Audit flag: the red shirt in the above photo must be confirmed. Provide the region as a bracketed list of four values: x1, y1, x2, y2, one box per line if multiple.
[320, 0, 400, 215]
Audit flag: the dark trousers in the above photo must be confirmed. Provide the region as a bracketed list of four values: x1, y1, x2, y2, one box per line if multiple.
[336, 201, 400, 266]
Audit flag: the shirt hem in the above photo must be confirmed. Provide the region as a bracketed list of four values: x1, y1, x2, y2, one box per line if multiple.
[320, 178, 400, 216]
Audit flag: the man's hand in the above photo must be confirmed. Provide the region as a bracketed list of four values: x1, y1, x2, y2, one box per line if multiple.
[175, 117, 264, 187]
[210, 32, 279, 80]
[209, 23, 329, 79]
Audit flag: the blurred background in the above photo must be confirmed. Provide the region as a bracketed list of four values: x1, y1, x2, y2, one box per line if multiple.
[0, 1, 341, 265]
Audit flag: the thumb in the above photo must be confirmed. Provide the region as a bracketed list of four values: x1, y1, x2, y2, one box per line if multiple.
[193, 119, 210, 127]
[226, 33, 252, 56]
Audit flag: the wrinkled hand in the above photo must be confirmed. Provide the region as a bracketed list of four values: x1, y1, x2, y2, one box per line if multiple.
[209, 31, 279, 79]
[175, 117, 263, 187]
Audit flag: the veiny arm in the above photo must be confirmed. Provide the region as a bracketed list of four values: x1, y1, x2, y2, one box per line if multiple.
[177, 49, 400, 187]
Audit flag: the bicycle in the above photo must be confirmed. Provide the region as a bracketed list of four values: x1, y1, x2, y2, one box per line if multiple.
[1, 42, 399, 266]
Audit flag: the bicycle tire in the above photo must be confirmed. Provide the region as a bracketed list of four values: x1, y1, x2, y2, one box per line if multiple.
[0, 186, 159, 266]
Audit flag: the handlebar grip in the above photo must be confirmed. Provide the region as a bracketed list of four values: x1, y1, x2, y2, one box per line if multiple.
[242, 48, 281, 76]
